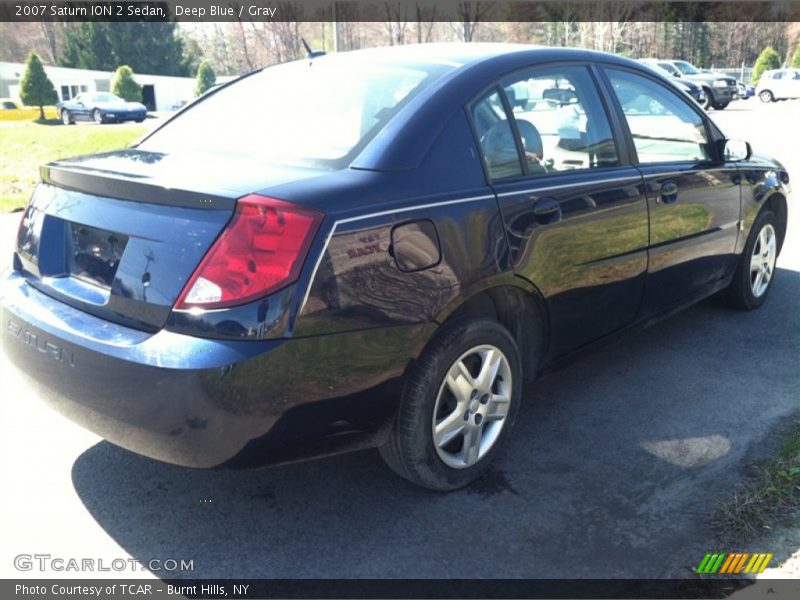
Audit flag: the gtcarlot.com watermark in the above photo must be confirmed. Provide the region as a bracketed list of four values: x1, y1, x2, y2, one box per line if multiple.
[14, 553, 194, 573]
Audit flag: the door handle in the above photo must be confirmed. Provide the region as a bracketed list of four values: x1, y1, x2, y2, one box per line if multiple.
[532, 197, 561, 224]
[659, 181, 678, 204]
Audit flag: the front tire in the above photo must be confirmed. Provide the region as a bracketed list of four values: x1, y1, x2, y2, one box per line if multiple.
[93, 109, 104, 124]
[61, 110, 73, 125]
[759, 90, 774, 103]
[380, 318, 522, 491]
[702, 88, 713, 110]
[721, 210, 779, 310]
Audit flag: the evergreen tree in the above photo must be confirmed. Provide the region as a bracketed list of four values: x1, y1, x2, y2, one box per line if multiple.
[195, 61, 216, 97]
[112, 65, 142, 102]
[751, 46, 781, 83]
[59, 22, 191, 76]
[19, 52, 58, 120]
[791, 46, 800, 68]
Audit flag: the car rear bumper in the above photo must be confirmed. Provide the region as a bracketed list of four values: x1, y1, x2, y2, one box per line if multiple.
[1, 271, 426, 468]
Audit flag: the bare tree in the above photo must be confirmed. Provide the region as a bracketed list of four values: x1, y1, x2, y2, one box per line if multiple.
[39, 21, 61, 64]
[453, 1, 495, 43]
[415, 2, 437, 43]
[384, 1, 409, 46]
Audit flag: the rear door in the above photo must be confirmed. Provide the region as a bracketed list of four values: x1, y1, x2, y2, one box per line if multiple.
[471, 64, 649, 357]
[602, 67, 741, 315]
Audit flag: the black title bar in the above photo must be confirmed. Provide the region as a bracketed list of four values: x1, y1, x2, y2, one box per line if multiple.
[1, 1, 799, 22]
[4, 577, 790, 599]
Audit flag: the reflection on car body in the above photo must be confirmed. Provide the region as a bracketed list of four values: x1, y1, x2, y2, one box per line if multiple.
[1, 44, 791, 491]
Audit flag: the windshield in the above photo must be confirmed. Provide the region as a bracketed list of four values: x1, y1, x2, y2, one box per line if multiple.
[140, 56, 453, 169]
[673, 61, 700, 75]
[90, 93, 120, 103]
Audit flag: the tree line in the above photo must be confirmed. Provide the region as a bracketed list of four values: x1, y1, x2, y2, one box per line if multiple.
[2, 19, 798, 80]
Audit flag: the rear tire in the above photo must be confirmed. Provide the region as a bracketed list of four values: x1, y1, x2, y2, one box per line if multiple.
[713, 100, 729, 110]
[759, 90, 774, 103]
[93, 109, 104, 124]
[380, 318, 523, 491]
[61, 110, 73, 125]
[720, 210, 779, 310]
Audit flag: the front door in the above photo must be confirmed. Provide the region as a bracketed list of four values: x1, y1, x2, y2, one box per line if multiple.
[603, 67, 741, 314]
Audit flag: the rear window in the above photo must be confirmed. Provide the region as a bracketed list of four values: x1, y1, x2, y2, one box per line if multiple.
[139, 57, 452, 169]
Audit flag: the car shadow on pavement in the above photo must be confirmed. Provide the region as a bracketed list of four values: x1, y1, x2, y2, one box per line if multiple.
[71, 268, 800, 580]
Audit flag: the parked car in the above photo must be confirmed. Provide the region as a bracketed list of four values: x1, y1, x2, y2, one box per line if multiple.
[736, 81, 756, 100]
[0, 97, 57, 121]
[2, 45, 790, 491]
[645, 59, 738, 110]
[637, 60, 707, 107]
[756, 68, 800, 102]
[58, 92, 147, 125]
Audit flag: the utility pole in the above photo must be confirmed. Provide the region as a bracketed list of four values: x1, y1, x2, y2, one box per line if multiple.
[332, 2, 341, 52]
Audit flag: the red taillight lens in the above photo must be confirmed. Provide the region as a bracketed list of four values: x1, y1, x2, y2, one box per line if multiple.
[175, 194, 323, 309]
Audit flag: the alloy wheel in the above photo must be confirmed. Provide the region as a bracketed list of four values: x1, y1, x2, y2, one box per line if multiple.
[432, 344, 512, 469]
[750, 223, 777, 298]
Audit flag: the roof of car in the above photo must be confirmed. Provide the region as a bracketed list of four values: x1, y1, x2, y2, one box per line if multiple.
[315, 43, 634, 70]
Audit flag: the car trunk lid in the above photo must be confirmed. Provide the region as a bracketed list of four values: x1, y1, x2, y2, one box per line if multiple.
[14, 149, 327, 331]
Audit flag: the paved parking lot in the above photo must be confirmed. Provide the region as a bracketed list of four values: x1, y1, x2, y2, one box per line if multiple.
[0, 98, 798, 580]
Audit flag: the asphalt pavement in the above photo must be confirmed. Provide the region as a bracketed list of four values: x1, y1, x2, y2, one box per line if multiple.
[0, 98, 798, 580]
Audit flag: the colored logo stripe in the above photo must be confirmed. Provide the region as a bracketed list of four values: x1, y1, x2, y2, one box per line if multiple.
[697, 553, 773, 574]
[697, 553, 726, 574]
[744, 553, 773, 573]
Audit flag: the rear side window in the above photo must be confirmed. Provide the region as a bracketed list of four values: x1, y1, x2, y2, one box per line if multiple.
[139, 57, 452, 169]
[471, 90, 524, 180]
[500, 66, 620, 176]
[606, 68, 712, 164]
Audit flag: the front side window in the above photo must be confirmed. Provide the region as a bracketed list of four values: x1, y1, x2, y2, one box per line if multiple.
[500, 66, 619, 176]
[658, 62, 680, 76]
[607, 69, 712, 164]
[673, 61, 700, 75]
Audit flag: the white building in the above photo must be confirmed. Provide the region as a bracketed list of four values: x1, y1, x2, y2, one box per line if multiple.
[0, 61, 231, 111]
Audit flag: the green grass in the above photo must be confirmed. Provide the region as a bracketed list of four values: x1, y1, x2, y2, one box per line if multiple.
[711, 419, 800, 543]
[0, 120, 151, 211]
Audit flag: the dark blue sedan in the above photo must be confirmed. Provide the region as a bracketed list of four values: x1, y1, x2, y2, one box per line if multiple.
[2, 44, 790, 490]
[58, 92, 147, 125]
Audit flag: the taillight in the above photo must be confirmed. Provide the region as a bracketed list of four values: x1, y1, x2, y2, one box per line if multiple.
[175, 194, 323, 310]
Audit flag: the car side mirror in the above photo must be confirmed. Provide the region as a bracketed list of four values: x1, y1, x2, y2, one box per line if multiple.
[722, 139, 751, 161]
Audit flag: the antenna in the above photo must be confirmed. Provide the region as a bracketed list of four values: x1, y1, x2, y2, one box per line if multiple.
[301, 37, 326, 60]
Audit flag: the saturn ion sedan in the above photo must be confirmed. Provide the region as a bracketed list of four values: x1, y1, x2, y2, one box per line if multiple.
[1, 44, 790, 490]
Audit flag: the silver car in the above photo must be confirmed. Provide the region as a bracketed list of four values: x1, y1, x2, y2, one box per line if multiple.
[756, 69, 800, 102]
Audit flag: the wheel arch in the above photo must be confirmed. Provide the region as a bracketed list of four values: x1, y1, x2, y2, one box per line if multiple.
[435, 280, 550, 383]
[763, 191, 788, 253]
